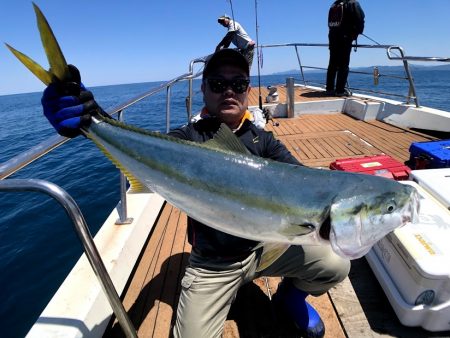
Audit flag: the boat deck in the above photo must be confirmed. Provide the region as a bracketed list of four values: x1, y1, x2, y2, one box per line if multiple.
[104, 87, 446, 337]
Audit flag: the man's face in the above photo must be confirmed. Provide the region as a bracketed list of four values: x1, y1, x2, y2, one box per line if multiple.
[202, 64, 250, 129]
[220, 18, 230, 27]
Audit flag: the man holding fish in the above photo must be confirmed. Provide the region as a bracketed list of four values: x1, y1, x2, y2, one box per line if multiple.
[41, 49, 349, 338]
[7, 4, 419, 337]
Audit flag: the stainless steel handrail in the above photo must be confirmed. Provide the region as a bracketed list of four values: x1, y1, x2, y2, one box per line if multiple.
[187, 57, 209, 121]
[259, 42, 448, 107]
[0, 71, 196, 181]
[0, 179, 138, 338]
[0, 134, 68, 180]
[259, 42, 422, 106]
[116, 110, 134, 225]
[386, 46, 419, 105]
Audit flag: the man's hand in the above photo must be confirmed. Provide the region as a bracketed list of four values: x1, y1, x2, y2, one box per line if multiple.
[41, 65, 102, 138]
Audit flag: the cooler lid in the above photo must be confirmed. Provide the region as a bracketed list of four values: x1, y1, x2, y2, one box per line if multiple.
[392, 181, 450, 279]
[411, 168, 450, 209]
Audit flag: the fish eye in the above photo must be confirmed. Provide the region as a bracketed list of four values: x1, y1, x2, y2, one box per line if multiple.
[386, 202, 396, 213]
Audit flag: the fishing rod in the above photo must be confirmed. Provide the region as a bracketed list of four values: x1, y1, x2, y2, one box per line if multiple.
[227, 0, 237, 32]
[227, 0, 278, 126]
[254, 0, 278, 127]
[254, 0, 262, 110]
[228, 0, 262, 109]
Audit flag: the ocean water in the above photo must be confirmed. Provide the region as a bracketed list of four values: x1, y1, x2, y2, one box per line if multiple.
[0, 70, 449, 338]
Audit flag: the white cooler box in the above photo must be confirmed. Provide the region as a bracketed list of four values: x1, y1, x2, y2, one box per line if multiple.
[411, 168, 450, 210]
[366, 181, 450, 332]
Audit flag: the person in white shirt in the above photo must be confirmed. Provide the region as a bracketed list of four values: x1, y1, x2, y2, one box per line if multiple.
[216, 15, 255, 69]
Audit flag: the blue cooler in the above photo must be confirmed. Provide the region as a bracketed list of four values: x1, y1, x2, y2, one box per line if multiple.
[409, 140, 450, 169]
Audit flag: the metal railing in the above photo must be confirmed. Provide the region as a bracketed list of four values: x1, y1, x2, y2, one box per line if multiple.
[259, 42, 450, 108]
[0, 179, 138, 338]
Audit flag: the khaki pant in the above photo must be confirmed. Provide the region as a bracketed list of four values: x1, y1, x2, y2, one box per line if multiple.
[173, 245, 350, 338]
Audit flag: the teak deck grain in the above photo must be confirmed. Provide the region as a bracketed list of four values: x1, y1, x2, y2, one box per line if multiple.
[104, 87, 442, 338]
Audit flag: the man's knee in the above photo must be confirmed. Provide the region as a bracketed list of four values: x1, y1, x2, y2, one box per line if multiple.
[320, 252, 350, 285]
[292, 247, 350, 294]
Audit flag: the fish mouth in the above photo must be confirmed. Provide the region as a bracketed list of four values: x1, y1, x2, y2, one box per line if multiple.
[410, 189, 420, 223]
[400, 188, 420, 225]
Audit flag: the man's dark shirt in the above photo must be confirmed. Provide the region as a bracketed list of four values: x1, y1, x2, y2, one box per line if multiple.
[329, 0, 365, 41]
[168, 117, 301, 259]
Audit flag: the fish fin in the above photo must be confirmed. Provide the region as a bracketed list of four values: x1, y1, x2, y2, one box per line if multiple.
[5, 43, 53, 85]
[202, 123, 251, 154]
[279, 223, 315, 237]
[255, 243, 291, 272]
[33, 2, 69, 81]
[84, 131, 150, 194]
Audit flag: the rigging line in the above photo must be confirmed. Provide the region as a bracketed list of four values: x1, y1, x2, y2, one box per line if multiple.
[361, 33, 382, 46]
[254, 0, 262, 110]
[361, 33, 401, 59]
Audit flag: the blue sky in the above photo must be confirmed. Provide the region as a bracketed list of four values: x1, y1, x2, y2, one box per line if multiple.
[1, 0, 449, 95]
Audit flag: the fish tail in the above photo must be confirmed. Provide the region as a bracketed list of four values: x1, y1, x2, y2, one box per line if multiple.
[5, 3, 70, 85]
[84, 130, 149, 194]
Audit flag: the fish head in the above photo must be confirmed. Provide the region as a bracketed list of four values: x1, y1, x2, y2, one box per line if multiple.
[326, 180, 420, 259]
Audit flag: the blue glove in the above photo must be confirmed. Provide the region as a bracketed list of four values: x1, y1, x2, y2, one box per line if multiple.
[42, 65, 103, 138]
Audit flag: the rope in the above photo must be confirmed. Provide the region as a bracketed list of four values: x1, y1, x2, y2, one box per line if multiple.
[361, 33, 401, 58]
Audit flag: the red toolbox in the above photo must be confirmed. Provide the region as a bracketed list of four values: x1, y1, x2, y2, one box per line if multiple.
[329, 154, 411, 180]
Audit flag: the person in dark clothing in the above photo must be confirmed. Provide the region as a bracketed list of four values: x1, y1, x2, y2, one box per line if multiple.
[41, 48, 350, 338]
[326, 0, 365, 96]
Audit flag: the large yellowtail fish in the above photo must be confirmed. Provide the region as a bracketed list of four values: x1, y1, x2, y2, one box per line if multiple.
[6, 4, 420, 268]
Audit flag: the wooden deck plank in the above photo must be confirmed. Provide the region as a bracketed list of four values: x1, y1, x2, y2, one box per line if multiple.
[105, 204, 172, 337]
[150, 209, 187, 338]
[303, 138, 325, 159]
[325, 134, 360, 157]
[293, 139, 315, 160]
[321, 135, 350, 158]
[286, 139, 308, 161]
[129, 204, 173, 319]
[137, 206, 180, 337]
[271, 113, 436, 168]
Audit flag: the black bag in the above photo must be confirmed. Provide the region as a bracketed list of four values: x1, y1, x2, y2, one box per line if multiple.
[328, 1, 345, 28]
[328, 0, 365, 36]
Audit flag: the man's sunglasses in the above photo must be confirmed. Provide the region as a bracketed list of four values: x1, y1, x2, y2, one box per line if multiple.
[206, 78, 250, 94]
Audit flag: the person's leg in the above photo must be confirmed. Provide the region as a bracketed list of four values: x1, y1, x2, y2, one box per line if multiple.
[335, 38, 353, 94]
[326, 37, 339, 92]
[242, 45, 255, 70]
[256, 245, 350, 337]
[258, 245, 350, 294]
[173, 250, 257, 338]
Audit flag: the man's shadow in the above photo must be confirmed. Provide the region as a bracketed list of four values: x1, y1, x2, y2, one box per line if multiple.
[227, 281, 300, 337]
[106, 252, 298, 337]
[300, 91, 335, 98]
